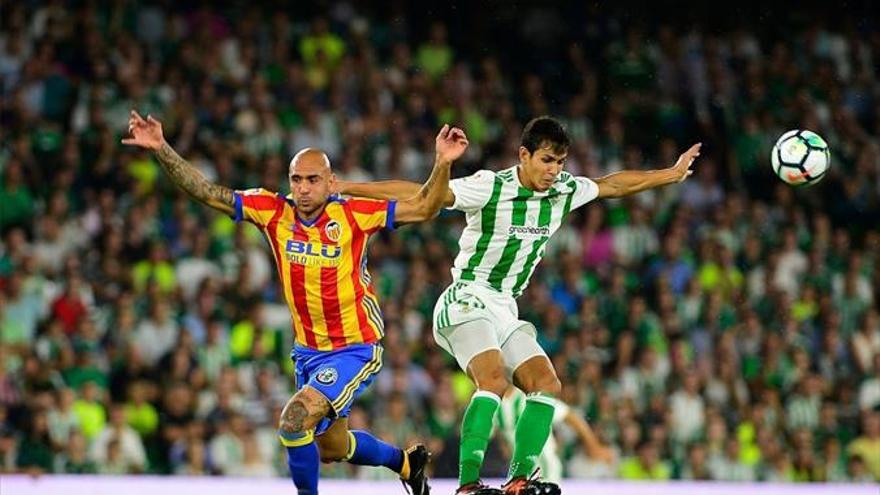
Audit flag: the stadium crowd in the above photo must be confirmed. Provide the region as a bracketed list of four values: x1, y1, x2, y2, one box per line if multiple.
[1, 0, 879, 483]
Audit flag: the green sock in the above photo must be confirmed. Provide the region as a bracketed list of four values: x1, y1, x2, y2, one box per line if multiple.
[459, 391, 500, 486]
[508, 392, 556, 479]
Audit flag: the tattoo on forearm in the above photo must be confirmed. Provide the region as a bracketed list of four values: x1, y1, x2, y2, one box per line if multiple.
[154, 142, 234, 207]
[417, 158, 452, 201]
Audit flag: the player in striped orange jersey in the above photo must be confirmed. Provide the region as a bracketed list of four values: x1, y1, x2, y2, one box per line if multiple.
[123, 110, 469, 494]
[236, 186, 392, 351]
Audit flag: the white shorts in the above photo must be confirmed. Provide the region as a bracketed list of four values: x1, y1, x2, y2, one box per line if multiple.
[432, 281, 546, 375]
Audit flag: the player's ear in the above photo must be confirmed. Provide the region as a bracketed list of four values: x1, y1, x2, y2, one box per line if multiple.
[328, 172, 338, 192]
[518, 146, 531, 164]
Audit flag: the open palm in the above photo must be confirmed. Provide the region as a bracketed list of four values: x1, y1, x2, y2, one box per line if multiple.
[671, 143, 702, 183]
[121, 110, 165, 151]
[435, 124, 469, 162]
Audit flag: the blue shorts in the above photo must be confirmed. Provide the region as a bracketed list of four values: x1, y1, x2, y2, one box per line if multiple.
[292, 343, 384, 436]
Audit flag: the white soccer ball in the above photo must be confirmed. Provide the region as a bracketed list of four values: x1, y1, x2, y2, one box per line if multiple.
[770, 129, 830, 186]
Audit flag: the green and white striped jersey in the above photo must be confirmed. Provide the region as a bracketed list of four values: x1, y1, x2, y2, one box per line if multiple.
[448, 166, 599, 297]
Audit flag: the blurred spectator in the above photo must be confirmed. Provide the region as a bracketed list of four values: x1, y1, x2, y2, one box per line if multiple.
[847, 412, 880, 480]
[416, 22, 453, 81]
[0, 161, 34, 231]
[47, 387, 79, 446]
[15, 409, 54, 473]
[709, 438, 755, 481]
[71, 381, 106, 441]
[60, 431, 97, 474]
[0, 425, 18, 472]
[133, 299, 178, 367]
[175, 440, 211, 475]
[618, 441, 671, 480]
[680, 443, 712, 480]
[90, 403, 147, 473]
[97, 439, 131, 475]
[669, 372, 706, 444]
[229, 433, 274, 477]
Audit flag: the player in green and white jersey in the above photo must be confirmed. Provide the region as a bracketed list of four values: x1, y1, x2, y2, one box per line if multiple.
[340, 116, 701, 495]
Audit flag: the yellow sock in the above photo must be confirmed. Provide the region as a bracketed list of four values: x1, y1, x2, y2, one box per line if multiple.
[399, 448, 411, 479]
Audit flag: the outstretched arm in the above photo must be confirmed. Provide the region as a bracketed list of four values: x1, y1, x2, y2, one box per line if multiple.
[122, 110, 235, 215]
[338, 177, 456, 208]
[378, 124, 468, 225]
[594, 143, 702, 198]
[563, 411, 614, 464]
[339, 179, 420, 200]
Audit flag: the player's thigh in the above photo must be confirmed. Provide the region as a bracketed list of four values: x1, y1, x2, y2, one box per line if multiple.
[305, 344, 383, 421]
[436, 316, 505, 371]
[279, 385, 333, 434]
[504, 326, 561, 395]
[315, 417, 351, 462]
[437, 318, 510, 396]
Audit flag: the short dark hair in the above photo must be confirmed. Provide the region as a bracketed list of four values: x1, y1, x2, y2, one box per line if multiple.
[520, 116, 570, 153]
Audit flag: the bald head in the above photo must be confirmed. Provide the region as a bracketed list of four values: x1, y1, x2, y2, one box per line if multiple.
[290, 148, 331, 173]
[288, 148, 336, 218]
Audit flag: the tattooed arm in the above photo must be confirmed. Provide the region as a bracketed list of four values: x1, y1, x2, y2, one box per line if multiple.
[153, 142, 235, 215]
[392, 124, 469, 225]
[122, 110, 235, 215]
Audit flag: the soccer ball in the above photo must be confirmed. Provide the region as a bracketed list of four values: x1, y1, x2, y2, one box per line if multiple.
[770, 130, 830, 186]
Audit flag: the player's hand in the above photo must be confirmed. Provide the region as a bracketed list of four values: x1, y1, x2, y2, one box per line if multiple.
[121, 110, 165, 151]
[591, 444, 615, 464]
[670, 143, 702, 183]
[435, 124, 469, 163]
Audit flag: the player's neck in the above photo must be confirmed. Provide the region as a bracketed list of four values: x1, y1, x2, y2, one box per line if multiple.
[296, 203, 327, 224]
[515, 164, 539, 191]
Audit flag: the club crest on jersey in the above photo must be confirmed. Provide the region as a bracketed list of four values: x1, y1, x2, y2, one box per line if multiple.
[455, 293, 486, 313]
[325, 220, 342, 242]
[315, 368, 338, 385]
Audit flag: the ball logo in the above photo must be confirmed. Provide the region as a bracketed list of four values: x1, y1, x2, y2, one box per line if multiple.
[325, 220, 342, 242]
[315, 368, 338, 385]
[785, 170, 809, 182]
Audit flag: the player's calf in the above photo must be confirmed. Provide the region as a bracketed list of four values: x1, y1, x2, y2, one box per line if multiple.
[317, 439, 349, 463]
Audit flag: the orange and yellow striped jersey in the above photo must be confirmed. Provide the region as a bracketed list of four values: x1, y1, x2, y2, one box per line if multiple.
[232, 188, 395, 351]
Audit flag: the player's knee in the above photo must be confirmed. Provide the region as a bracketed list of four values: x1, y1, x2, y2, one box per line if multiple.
[278, 399, 312, 435]
[278, 417, 303, 436]
[473, 367, 509, 397]
[539, 374, 562, 395]
[523, 373, 561, 396]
